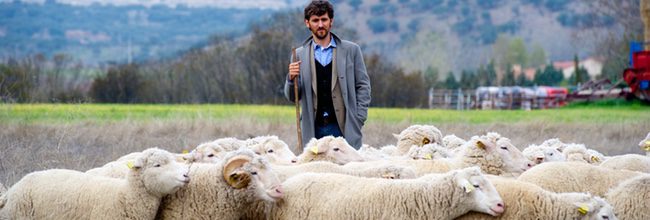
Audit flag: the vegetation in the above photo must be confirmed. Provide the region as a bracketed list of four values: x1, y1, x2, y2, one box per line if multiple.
[1, 103, 647, 124]
[0, 1, 273, 64]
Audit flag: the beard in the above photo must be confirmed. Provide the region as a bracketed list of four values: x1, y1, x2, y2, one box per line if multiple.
[312, 27, 329, 40]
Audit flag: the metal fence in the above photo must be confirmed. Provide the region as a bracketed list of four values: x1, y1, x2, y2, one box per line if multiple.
[428, 87, 570, 110]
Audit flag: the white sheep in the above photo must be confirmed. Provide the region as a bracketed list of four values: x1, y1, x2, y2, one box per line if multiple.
[246, 135, 297, 165]
[0, 148, 189, 219]
[563, 143, 606, 164]
[405, 143, 454, 160]
[86, 152, 190, 179]
[517, 162, 642, 197]
[345, 135, 533, 177]
[600, 154, 650, 173]
[357, 144, 390, 160]
[185, 137, 246, 163]
[540, 138, 567, 152]
[605, 174, 650, 219]
[522, 144, 566, 165]
[269, 167, 504, 219]
[442, 134, 466, 150]
[295, 136, 364, 165]
[394, 124, 443, 155]
[379, 144, 399, 156]
[458, 176, 616, 220]
[271, 161, 416, 181]
[640, 132, 650, 156]
[156, 148, 283, 220]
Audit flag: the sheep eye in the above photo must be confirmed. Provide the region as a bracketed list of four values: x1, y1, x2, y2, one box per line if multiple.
[154, 164, 161, 167]
[207, 154, 214, 158]
[602, 216, 608, 220]
[549, 153, 554, 156]
[473, 184, 480, 188]
[267, 149, 274, 153]
[500, 146, 508, 150]
[333, 148, 340, 151]
[251, 171, 258, 175]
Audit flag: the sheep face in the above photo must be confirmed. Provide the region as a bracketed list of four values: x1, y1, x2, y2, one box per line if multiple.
[588, 197, 617, 220]
[559, 193, 617, 220]
[494, 137, 533, 173]
[524, 145, 565, 165]
[133, 148, 190, 197]
[187, 143, 227, 163]
[298, 136, 364, 165]
[640, 132, 650, 152]
[464, 136, 533, 175]
[455, 167, 504, 216]
[223, 153, 284, 202]
[250, 139, 297, 165]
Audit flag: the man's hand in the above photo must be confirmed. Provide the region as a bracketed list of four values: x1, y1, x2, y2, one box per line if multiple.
[288, 61, 301, 80]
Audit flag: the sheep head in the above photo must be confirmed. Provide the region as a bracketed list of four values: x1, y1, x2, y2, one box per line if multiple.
[223, 155, 253, 189]
[454, 167, 504, 217]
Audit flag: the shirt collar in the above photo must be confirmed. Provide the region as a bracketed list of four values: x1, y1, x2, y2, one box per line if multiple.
[312, 37, 337, 50]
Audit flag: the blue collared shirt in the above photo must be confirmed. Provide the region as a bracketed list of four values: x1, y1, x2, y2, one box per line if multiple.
[313, 39, 336, 66]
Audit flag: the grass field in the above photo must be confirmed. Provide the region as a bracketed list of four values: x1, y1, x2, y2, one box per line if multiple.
[1, 102, 648, 124]
[1, 102, 649, 186]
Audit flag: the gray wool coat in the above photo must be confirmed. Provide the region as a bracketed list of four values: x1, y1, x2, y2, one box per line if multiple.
[284, 33, 371, 149]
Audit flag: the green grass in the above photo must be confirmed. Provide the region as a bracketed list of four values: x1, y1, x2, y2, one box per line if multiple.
[1, 103, 648, 124]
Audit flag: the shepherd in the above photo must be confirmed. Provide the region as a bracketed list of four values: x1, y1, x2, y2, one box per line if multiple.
[284, 0, 371, 151]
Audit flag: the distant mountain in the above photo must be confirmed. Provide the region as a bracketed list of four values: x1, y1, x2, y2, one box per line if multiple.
[0, 0, 624, 74]
[332, 0, 619, 74]
[0, 0, 280, 64]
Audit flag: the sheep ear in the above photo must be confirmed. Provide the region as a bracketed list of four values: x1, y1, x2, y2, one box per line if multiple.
[223, 155, 252, 189]
[574, 203, 592, 215]
[458, 179, 474, 193]
[422, 137, 431, 145]
[392, 133, 400, 140]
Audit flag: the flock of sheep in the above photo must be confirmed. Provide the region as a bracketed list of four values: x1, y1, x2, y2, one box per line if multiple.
[1, 126, 649, 219]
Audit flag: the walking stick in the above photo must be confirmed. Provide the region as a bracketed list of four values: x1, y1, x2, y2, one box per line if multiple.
[292, 48, 303, 154]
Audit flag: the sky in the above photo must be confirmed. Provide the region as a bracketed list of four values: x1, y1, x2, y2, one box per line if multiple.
[3, 0, 309, 9]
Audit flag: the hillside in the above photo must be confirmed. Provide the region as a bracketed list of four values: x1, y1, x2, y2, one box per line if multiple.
[333, 0, 618, 74]
[0, 0, 627, 74]
[0, 0, 276, 64]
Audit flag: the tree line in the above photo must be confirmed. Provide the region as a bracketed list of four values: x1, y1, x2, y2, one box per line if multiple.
[0, 5, 634, 108]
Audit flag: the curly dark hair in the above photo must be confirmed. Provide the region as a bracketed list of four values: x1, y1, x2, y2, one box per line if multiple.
[304, 0, 334, 20]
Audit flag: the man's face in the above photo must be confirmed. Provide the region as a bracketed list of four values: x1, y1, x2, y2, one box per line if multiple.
[305, 14, 333, 40]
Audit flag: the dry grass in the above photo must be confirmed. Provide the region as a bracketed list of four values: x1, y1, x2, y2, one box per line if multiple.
[1, 116, 648, 187]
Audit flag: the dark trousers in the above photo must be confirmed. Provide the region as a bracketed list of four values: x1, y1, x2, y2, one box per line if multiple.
[315, 123, 343, 139]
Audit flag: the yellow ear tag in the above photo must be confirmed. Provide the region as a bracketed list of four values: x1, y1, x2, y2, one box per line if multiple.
[126, 161, 135, 169]
[182, 150, 189, 154]
[424, 153, 433, 160]
[311, 146, 319, 155]
[590, 156, 600, 163]
[578, 204, 589, 215]
[644, 141, 650, 151]
[464, 182, 475, 193]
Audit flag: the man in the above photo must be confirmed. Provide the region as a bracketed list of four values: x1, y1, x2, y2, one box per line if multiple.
[284, 0, 371, 149]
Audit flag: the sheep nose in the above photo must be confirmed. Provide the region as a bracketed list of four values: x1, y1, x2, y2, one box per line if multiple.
[291, 158, 297, 163]
[183, 174, 189, 178]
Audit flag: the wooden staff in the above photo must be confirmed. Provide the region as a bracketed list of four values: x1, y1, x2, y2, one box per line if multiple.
[292, 48, 303, 154]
